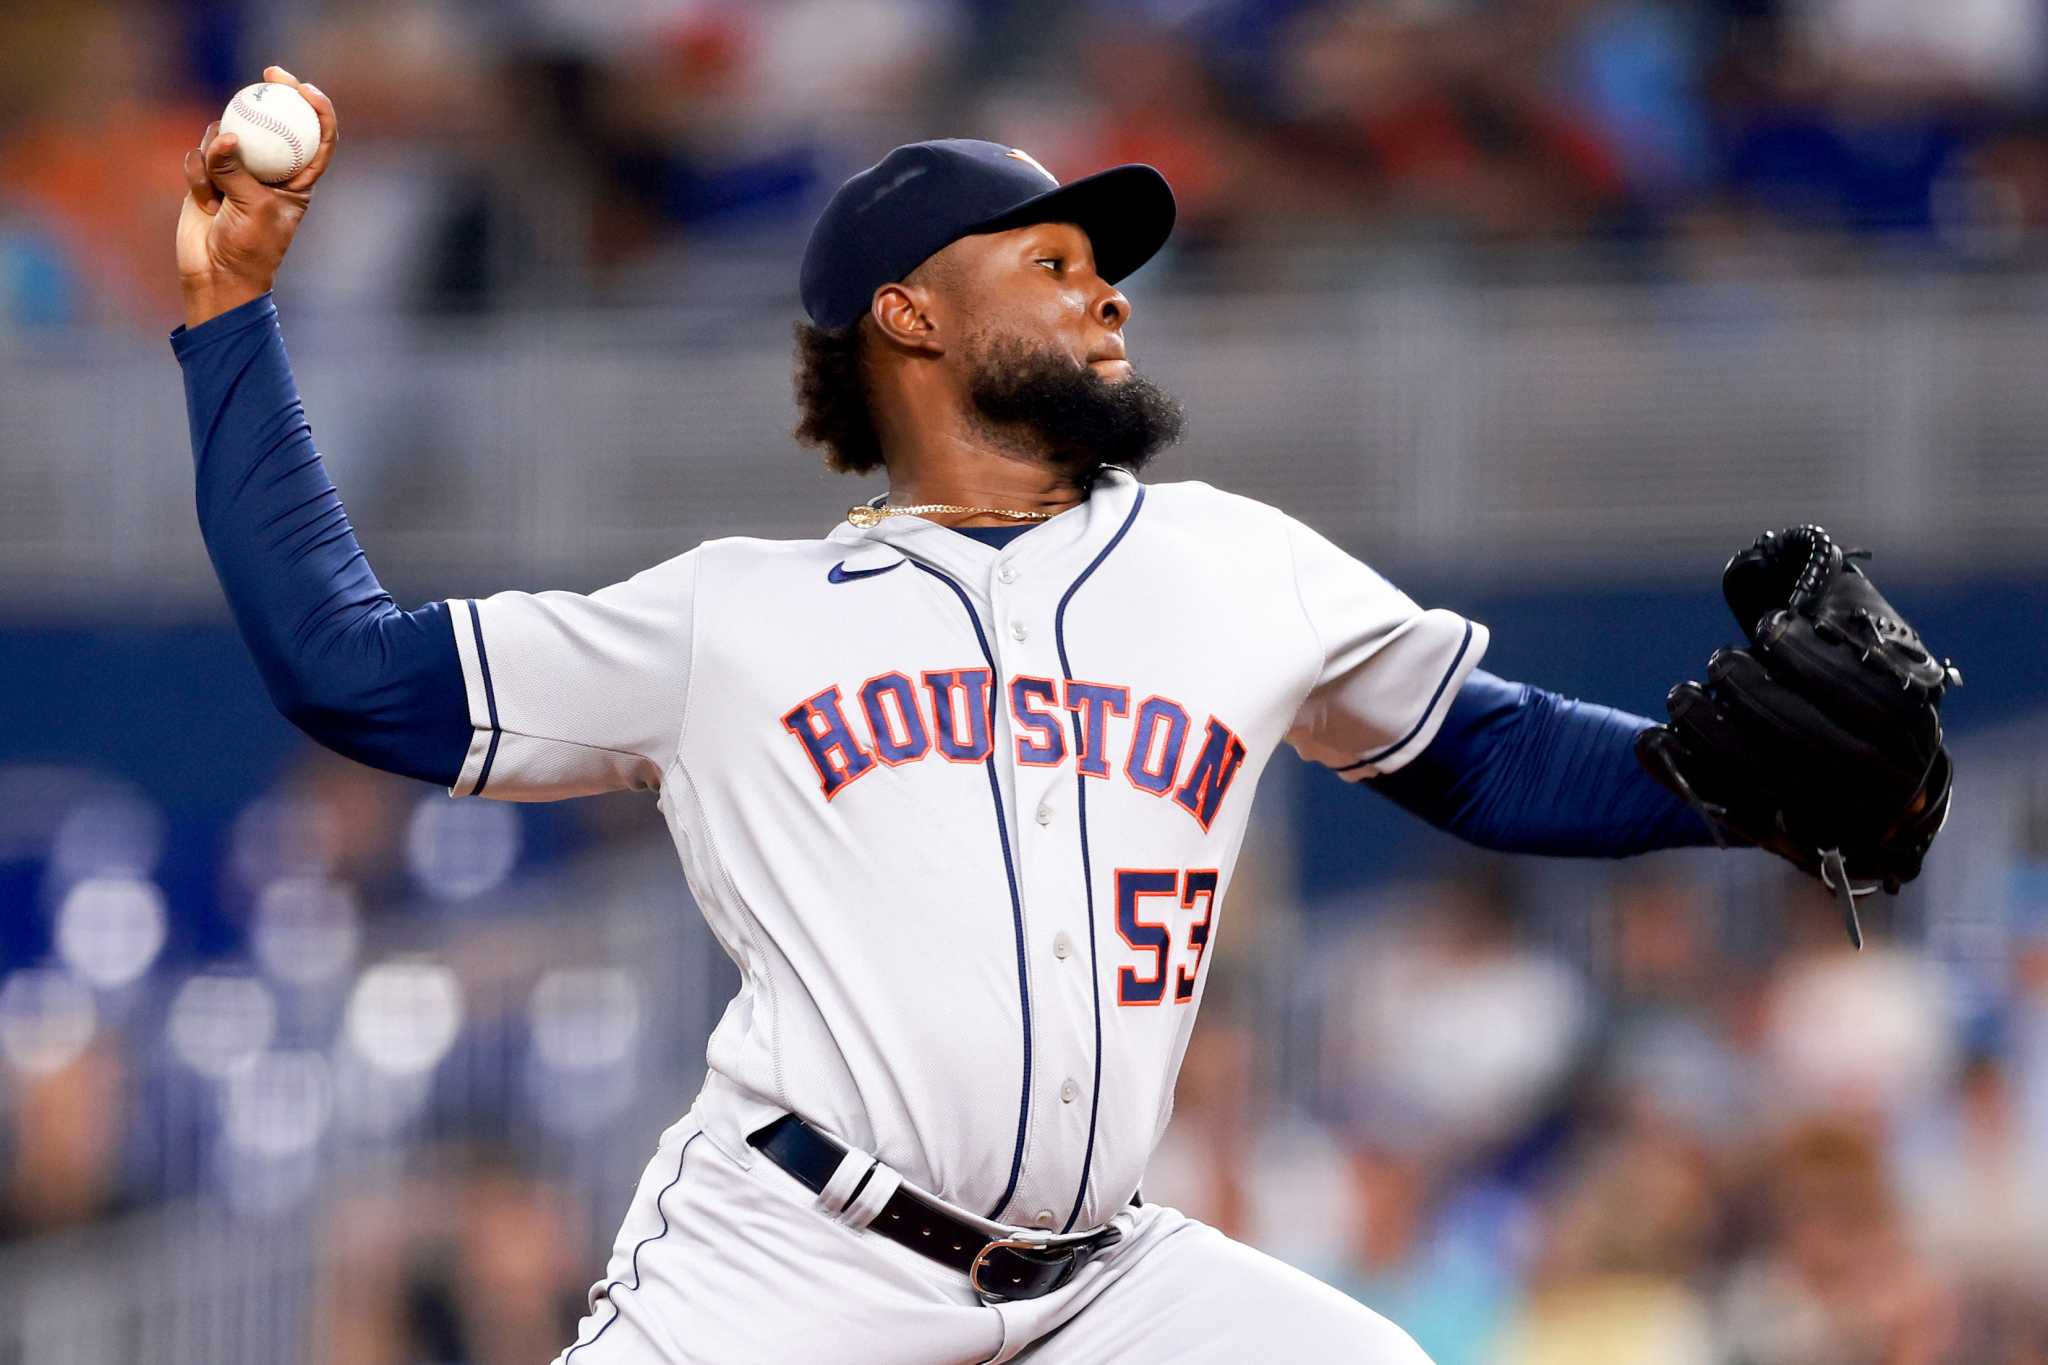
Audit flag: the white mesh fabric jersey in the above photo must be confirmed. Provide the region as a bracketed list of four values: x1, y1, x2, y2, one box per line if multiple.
[447, 469, 1485, 1232]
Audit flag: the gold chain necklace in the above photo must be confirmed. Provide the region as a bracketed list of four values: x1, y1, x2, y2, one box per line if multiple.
[846, 501, 1061, 530]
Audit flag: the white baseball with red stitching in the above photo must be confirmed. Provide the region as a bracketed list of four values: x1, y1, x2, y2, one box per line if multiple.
[218, 82, 319, 184]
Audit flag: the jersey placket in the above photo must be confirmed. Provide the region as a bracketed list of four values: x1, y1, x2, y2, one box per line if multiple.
[985, 482, 1146, 1233]
[983, 545, 1097, 1231]
[843, 477, 1142, 1230]
[902, 553, 1040, 1223]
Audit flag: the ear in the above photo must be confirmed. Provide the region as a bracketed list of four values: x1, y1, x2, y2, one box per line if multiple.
[868, 282, 946, 357]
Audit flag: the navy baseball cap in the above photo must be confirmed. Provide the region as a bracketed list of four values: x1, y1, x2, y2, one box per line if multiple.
[800, 139, 1176, 329]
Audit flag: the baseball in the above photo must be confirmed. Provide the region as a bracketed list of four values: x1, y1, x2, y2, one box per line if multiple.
[218, 81, 319, 184]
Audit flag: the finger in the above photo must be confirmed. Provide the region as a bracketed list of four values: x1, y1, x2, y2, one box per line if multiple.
[264, 65, 300, 85]
[193, 122, 224, 208]
[204, 131, 268, 204]
[183, 147, 220, 213]
[284, 81, 339, 190]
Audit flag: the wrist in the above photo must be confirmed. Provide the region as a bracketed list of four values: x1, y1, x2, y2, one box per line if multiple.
[181, 276, 272, 330]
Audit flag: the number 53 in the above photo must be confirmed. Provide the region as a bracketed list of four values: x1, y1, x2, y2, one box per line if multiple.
[1114, 868, 1219, 1007]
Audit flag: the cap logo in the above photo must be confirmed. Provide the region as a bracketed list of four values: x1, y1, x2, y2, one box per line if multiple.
[1006, 148, 1058, 185]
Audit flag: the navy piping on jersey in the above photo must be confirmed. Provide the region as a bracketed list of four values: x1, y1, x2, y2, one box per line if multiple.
[562, 1130, 702, 1360]
[1051, 486, 1146, 1234]
[909, 559, 1035, 1223]
[465, 600, 503, 797]
[1335, 618, 1475, 774]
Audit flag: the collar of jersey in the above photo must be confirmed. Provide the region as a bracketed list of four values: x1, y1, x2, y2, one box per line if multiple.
[827, 467, 1139, 586]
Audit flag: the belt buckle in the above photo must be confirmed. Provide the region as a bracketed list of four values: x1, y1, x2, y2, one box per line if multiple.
[968, 1232, 1056, 1305]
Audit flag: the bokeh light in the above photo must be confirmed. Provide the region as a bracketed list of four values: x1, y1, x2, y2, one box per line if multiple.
[222, 1048, 332, 1158]
[404, 796, 521, 901]
[54, 875, 167, 989]
[167, 973, 278, 1079]
[344, 959, 465, 1076]
[250, 877, 362, 987]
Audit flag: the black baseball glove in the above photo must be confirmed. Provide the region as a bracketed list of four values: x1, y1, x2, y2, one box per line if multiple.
[1635, 525, 1960, 947]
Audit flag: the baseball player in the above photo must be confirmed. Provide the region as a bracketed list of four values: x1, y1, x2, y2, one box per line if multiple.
[175, 69, 1954, 1364]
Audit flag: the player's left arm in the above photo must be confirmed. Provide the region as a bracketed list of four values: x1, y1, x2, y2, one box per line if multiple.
[1274, 507, 1707, 857]
[1366, 670, 1715, 856]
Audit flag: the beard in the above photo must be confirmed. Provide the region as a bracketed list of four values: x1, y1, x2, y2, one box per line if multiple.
[961, 331, 1185, 480]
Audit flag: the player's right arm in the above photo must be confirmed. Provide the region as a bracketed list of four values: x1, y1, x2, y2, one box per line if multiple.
[173, 71, 693, 800]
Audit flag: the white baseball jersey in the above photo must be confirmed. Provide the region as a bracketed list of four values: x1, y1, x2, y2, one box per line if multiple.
[447, 468, 1486, 1234]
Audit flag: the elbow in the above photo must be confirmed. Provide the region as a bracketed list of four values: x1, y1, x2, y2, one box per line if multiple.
[1446, 816, 1536, 855]
[276, 689, 329, 738]
[1438, 792, 1571, 855]
[263, 664, 364, 754]
[259, 651, 470, 789]
[1417, 797, 1531, 854]
[1451, 811, 1673, 859]
[255, 616, 398, 750]
[270, 675, 404, 777]
[273, 687, 345, 752]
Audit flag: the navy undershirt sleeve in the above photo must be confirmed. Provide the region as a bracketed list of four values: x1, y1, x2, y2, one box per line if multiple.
[172, 294, 470, 787]
[1369, 669, 1714, 857]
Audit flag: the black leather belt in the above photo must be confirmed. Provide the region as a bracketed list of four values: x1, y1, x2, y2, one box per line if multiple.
[748, 1114, 1125, 1304]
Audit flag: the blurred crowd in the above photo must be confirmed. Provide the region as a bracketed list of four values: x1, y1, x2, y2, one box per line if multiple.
[0, 745, 680, 1363]
[4, 732, 2048, 1362]
[3, 0, 2048, 330]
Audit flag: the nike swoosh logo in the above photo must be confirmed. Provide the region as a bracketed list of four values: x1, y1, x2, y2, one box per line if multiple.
[827, 560, 903, 584]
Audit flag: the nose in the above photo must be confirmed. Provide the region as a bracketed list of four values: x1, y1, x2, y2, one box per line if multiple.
[1094, 283, 1130, 331]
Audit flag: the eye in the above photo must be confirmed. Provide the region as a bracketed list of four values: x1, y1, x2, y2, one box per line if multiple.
[1035, 257, 1063, 273]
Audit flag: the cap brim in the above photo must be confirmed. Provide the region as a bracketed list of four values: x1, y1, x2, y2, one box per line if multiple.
[968, 164, 1177, 285]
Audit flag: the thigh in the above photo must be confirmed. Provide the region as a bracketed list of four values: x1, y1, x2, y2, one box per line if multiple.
[553, 1121, 1006, 1365]
[1019, 1216, 1434, 1365]
[552, 1131, 706, 1365]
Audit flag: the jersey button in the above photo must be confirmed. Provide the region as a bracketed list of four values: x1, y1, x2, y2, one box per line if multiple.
[1035, 804, 1054, 826]
[1053, 931, 1073, 959]
[1060, 1078, 1079, 1104]
[997, 564, 1018, 584]
[1035, 1210, 1057, 1228]
[1009, 620, 1029, 642]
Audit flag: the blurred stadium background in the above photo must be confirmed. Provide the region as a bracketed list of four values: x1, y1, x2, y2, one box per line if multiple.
[4, 1, 2048, 1362]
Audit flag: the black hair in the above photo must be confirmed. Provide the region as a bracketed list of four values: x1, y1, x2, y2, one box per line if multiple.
[791, 320, 885, 475]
